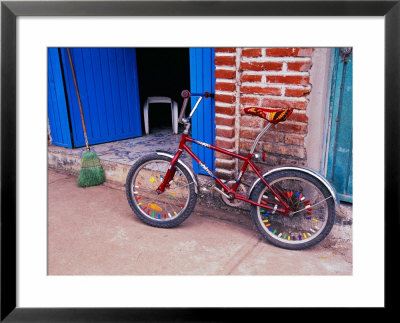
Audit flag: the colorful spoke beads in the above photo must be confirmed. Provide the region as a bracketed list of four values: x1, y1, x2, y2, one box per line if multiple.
[148, 203, 162, 212]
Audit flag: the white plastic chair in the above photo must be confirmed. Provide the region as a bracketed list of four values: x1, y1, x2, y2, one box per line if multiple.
[143, 96, 178, 135]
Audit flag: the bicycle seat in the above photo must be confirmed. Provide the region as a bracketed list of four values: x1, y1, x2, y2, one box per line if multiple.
[244, 107, 293, 124]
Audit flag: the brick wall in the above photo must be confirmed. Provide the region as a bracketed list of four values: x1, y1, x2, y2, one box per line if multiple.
[214, 47, 314, 183]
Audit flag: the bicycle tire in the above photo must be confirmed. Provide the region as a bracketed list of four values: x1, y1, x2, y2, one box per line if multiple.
[126, 153, 197, 228]
[250, 170, 336, 250]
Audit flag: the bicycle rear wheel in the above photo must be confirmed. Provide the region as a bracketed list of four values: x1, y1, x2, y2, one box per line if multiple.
[126, 154, 197, 228]
[250, 170, 335, 250]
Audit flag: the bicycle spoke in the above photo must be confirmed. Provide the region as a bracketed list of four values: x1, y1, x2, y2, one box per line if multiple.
[254, 173, 332, 247]
[128, 158, 192, 222]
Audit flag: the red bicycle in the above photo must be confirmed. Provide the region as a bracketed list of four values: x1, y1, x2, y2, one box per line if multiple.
[126, 90, 337, 250]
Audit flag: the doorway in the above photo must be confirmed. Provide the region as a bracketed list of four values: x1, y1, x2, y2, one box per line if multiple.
[136, 48, 190, 132]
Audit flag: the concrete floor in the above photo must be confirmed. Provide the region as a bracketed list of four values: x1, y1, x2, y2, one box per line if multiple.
[50, 126, 192, 166]
[48, 169, 352, 276]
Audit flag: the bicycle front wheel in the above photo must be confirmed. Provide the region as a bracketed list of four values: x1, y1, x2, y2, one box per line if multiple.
[250, 170, 335, 250]
[125, 154, 197, 228]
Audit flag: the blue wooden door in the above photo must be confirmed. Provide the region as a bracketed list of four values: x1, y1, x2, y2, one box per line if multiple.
[189, 48, 216, 175]
[48, 48, 73, 148]
[326, 48, 353, 203]
[58, 48, 142, 147]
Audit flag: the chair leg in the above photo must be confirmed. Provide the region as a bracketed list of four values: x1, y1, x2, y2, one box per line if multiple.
[172, 101, 178, 134]
[143, 101, 149, 135]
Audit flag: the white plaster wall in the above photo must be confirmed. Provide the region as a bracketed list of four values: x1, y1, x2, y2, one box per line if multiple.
[305, 48, 332, 172]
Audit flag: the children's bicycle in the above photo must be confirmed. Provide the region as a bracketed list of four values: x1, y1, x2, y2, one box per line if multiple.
[126, 90, 338, 250]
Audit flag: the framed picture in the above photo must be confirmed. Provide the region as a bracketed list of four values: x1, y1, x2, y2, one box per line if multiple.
[1, 0, 396, 320]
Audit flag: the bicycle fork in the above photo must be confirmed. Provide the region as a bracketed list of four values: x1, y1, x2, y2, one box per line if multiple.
[156, 151, 182, 194]
[156, 133, 189, 194]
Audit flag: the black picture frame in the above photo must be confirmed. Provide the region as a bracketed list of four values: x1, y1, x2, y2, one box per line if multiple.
[1, 0, 397, 321]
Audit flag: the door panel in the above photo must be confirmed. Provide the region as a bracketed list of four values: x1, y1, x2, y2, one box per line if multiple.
[189, 48, 216, 174]
[326, 48, 353, 202]
[60, 48, 142, 147]
[47, 48, 73, 148]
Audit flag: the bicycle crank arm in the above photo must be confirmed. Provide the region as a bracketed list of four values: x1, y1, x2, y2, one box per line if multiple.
[212, 185, 231, 199]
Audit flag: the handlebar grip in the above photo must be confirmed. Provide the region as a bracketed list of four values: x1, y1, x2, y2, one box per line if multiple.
[181, 90, 190, 99]
[178, 98, 189, 124]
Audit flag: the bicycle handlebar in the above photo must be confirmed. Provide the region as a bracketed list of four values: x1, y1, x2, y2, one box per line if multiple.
[181, 90, 214, 99]
[178, 90, 214, 124]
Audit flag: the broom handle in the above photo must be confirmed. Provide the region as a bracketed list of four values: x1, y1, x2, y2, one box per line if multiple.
[67, 48, 90, 151]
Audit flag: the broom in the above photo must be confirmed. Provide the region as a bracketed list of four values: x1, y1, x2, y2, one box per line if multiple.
[67, 48, 105, 187]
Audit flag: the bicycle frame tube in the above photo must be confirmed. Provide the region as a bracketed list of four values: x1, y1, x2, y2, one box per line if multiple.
[158, 133, 291, 213]
[156, 92, 290, 213]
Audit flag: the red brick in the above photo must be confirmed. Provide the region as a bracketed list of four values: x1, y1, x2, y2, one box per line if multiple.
[215, 82, 236, 92]
[263, 154, 281, 167]
[215, 127, 235, 138]
[240, 96, 259, 105]
[215, 159, 235, 169]
[242, 48, 262, 57]
[285, 87, 311, 97]
[215, 151, 234, 160]
[215, 69, 236, 79]
[240, 61, 283, 71]
[215, 48, 236, 53]
[289, 111, 308, 123]
[284, 134, 305, 146]
[215, 139, 235, 149]
[239, 129, 258, 140]
[240, 130, 283, 142]
[287, 61, 312, 72]
[239, 140, 253, 152]
[239, 115, 263, 128]
[241, 85, 281, 96]
[266, 75, 310, 85]
[259, 132, 284, 143]
[263, 142, 306, 159]
[215, 169, 235, 180]
[215, 105, 235, 116]
[215, 116, 235, 127]
[280, 158, 307, 166]
[215, 56, 236, 66]
[240, 74, 262, 83]
[215, 93, 236, 104]
[266, 48, 300, 57]
[261, 98, 308, 110]
[297, 48, 314, 57]
[274, 122, 307, 134]
[266, 48, 314, 57]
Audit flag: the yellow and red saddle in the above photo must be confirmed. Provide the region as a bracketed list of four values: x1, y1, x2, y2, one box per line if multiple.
[244, 107, 293, 124]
